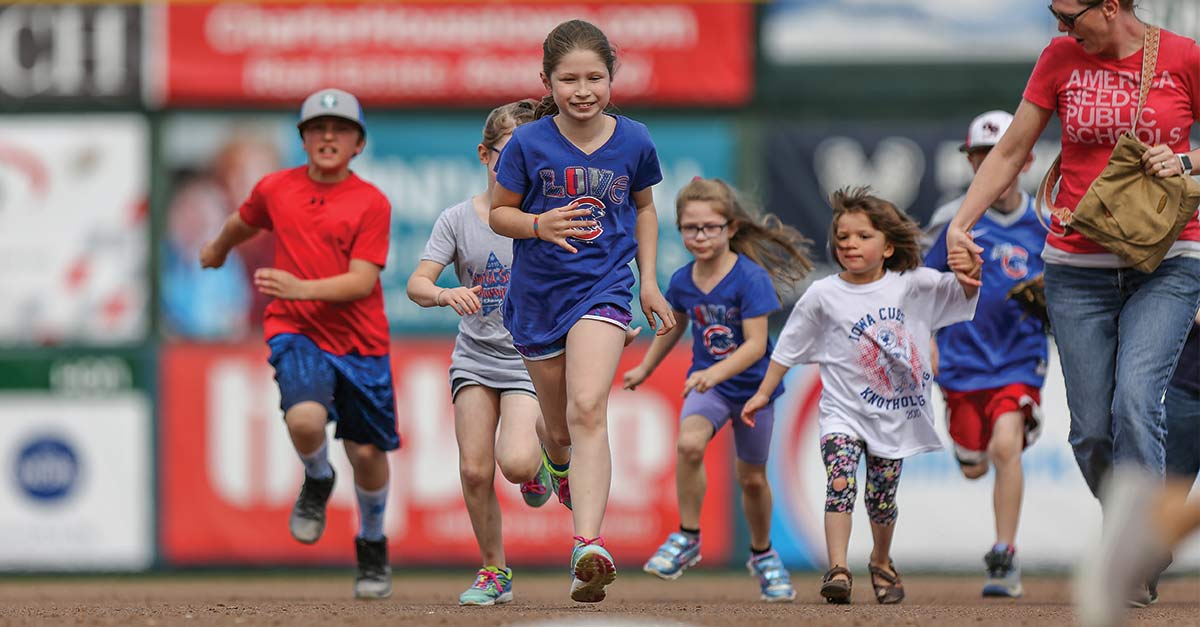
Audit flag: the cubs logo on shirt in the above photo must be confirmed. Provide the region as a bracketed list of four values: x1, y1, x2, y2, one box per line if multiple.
[568, 195, 606, 242]
[991, 243, 1030, 280]
[703, 324, 737, 357]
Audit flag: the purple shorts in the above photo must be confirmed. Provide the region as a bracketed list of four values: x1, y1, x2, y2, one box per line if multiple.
[680, 388, 775, 465]
[514, 304, 633, 361]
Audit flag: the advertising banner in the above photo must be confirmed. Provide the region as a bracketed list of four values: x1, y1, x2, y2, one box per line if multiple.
[762, 120, 1064, 263]
[0, 3, 141, 105]
[0, 115, 148, 345]
[0, 393, 153, 570]
[764, 344, 1200, 571]
[160, 340, 734, 567]
[159, 2, 751, 107]
[158, 113, 734, 338]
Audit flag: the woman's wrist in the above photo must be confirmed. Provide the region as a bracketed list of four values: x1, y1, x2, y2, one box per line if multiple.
[435, 288, 448, 306]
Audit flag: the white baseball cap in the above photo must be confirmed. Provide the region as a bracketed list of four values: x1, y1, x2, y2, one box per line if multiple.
[297, 88, 365, 135]
[959, 110, 1013, 153]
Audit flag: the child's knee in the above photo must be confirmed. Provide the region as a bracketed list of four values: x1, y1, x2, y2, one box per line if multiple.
[825, 475, 856, 512]
[867, 500, 898, 525]
[960, 462, 989, 479]
[676, 435, 707, 465]
[738, 468, 770, 497]
[496, 454, 539, 484]
[459, 460, 495, 490]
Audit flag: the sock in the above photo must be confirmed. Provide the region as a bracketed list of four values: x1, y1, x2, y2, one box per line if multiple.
[298, 440, 333, 480]
[547, 457, 570, 475]
[679, 526, 700, 542]
[355, 484, 388, 541]
[751, 543, 773, 557]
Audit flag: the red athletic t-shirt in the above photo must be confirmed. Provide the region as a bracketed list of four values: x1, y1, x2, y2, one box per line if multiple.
[238, 166, 392, 356]
[1024, 30, 1200, 254]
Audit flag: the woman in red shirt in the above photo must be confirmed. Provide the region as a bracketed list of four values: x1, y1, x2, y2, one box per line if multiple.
[944, 0, 1200, 605]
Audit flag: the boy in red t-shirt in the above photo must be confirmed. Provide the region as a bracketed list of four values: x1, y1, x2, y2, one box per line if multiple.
[201, 88, 398, 599]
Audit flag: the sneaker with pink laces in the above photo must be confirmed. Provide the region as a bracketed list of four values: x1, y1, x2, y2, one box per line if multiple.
[520, 462, 552, 508]
[542, 449, 572, 510]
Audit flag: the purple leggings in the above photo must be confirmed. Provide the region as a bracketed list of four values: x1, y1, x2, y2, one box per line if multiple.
[821, 432, 903, 525]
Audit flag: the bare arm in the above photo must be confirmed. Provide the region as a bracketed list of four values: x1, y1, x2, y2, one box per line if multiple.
[254, 258, 380, 302]
[632, 187, 676, 335]
[200, 212, 260, 268]
[683, 315, 770, 395]
[489, 184, 596, 253]
[947, 99, 1054, 256]
[622, 311, 688, 390]
[406, 259, 483, 315]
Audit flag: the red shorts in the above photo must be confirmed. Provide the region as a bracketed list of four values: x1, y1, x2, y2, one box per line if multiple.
[944, 383, 1042, 465]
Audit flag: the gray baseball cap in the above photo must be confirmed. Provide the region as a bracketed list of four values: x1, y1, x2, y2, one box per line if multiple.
[297, 88, 365, 135]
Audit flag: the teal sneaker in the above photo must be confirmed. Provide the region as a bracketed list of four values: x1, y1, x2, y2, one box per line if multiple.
[643, 532, 701, 579]
[746, 549, 796, 603]
[543, 449, 572, 510]
[520, 463, 552, 508]
[569, 536, 616, 603]
[458, 566, 513, 606]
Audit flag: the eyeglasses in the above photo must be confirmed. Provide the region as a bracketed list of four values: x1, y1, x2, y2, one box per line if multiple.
[680, 222, 729, 239]
[1048, 1, 1101, 30]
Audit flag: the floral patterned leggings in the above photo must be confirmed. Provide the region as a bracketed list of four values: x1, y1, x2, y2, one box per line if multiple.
[821, 432, 903, 525]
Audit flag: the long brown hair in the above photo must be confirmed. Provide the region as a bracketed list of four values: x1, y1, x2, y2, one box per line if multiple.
[482, 99, 537, 149]
[676, 177, 814, 295]
[827, 187, 922, 272]
[535, 20, 617, 119]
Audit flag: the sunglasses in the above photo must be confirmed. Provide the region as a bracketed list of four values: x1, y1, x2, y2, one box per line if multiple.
[1048, 1, 1101, 30]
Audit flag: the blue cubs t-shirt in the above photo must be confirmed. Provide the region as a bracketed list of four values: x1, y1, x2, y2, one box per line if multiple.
[666, 255, 783, 404]
[496, 115, 663, 348]
[924, 193, 1048, 392]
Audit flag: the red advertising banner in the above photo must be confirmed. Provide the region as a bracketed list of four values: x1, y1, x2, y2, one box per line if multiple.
[160, 340, 734, 567]
[159, 2, 751, 106]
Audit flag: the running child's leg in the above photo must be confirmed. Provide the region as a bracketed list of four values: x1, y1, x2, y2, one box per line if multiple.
[453, 385, 504, 567]
[523, 356, 572, 508]
[495, 392, 543, 485]
[562, 319, 625, 538]
[988, 411, 1025, 547]
[738, 460, 772, 550]
[822, 433, 863, 577]
[864, 452, 904, 603]
[676, 415, 717, 530]
[343, 439, 392, 600]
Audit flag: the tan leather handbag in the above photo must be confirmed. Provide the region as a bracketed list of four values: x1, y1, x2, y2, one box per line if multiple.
[1037, 26, 1200, 273]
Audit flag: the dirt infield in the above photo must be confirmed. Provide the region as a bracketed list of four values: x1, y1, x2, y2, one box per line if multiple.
[0, 572, 1196, 627]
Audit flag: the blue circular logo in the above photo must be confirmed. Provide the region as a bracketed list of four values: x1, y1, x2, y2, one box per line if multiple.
[15, 437, 79, 502]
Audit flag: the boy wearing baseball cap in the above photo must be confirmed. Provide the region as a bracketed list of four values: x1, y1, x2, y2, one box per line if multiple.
[923, 111, 1048, 598]
[201, 88, 397, 599]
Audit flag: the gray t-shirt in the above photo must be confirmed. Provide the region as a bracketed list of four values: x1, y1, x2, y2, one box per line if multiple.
[421, 199, 532, 392]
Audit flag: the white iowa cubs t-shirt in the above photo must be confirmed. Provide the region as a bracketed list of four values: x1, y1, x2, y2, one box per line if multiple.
[772, 269, 978, 459]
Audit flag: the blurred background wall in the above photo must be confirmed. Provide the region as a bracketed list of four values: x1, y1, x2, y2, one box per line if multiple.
[0, 0, 1197, 573]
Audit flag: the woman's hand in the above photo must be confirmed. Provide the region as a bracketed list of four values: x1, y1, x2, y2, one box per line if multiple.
[639, 284, 677, 336]
[537, 201, 598, 253]
[438, 285, 483, 316]
[1141, 144, 1185, 178]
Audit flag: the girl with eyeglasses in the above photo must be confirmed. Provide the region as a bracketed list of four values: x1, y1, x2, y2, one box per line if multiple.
[622, 177, 812, 602]
[944, 0, 1200, 607]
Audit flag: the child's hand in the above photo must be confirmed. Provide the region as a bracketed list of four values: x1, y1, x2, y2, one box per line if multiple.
[537, 200, 598, 254]
[639, 286, 677, 336]
[624, 326, 642, 347]
[438, 285, 483, 316]
[683, 368, 718, 397]
[741, 393, 769, 427]
[622, 364, 649, 390]
[948, 245, 982, 287]
[199, 242, 227, 269]
[254, 268, 309, 300]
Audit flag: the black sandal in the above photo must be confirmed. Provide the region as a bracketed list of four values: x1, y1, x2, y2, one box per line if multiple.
[868, 559, 905, 604]
[820, 565, 853, 604]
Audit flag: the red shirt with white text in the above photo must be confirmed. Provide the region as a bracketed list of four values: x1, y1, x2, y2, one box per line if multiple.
[1024, 30, 1200, 254]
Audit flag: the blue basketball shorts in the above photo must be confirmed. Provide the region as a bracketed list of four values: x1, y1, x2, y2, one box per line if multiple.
[266, 333, 400, 451]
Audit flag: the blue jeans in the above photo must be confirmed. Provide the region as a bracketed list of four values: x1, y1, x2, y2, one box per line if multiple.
[1165, 382, 1200, 480]
[1043, 257, 1200, 497]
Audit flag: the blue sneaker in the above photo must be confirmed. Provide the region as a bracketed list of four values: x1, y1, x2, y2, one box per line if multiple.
[458, 566, 513, 606]
[746, 549, 796, 603]
[569, 536, 616, 603]
[643, 532, 701, 580]
[543, 449, 571, 510]
[520, 463, 552, 508]
[982, 544, 1023, 598]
